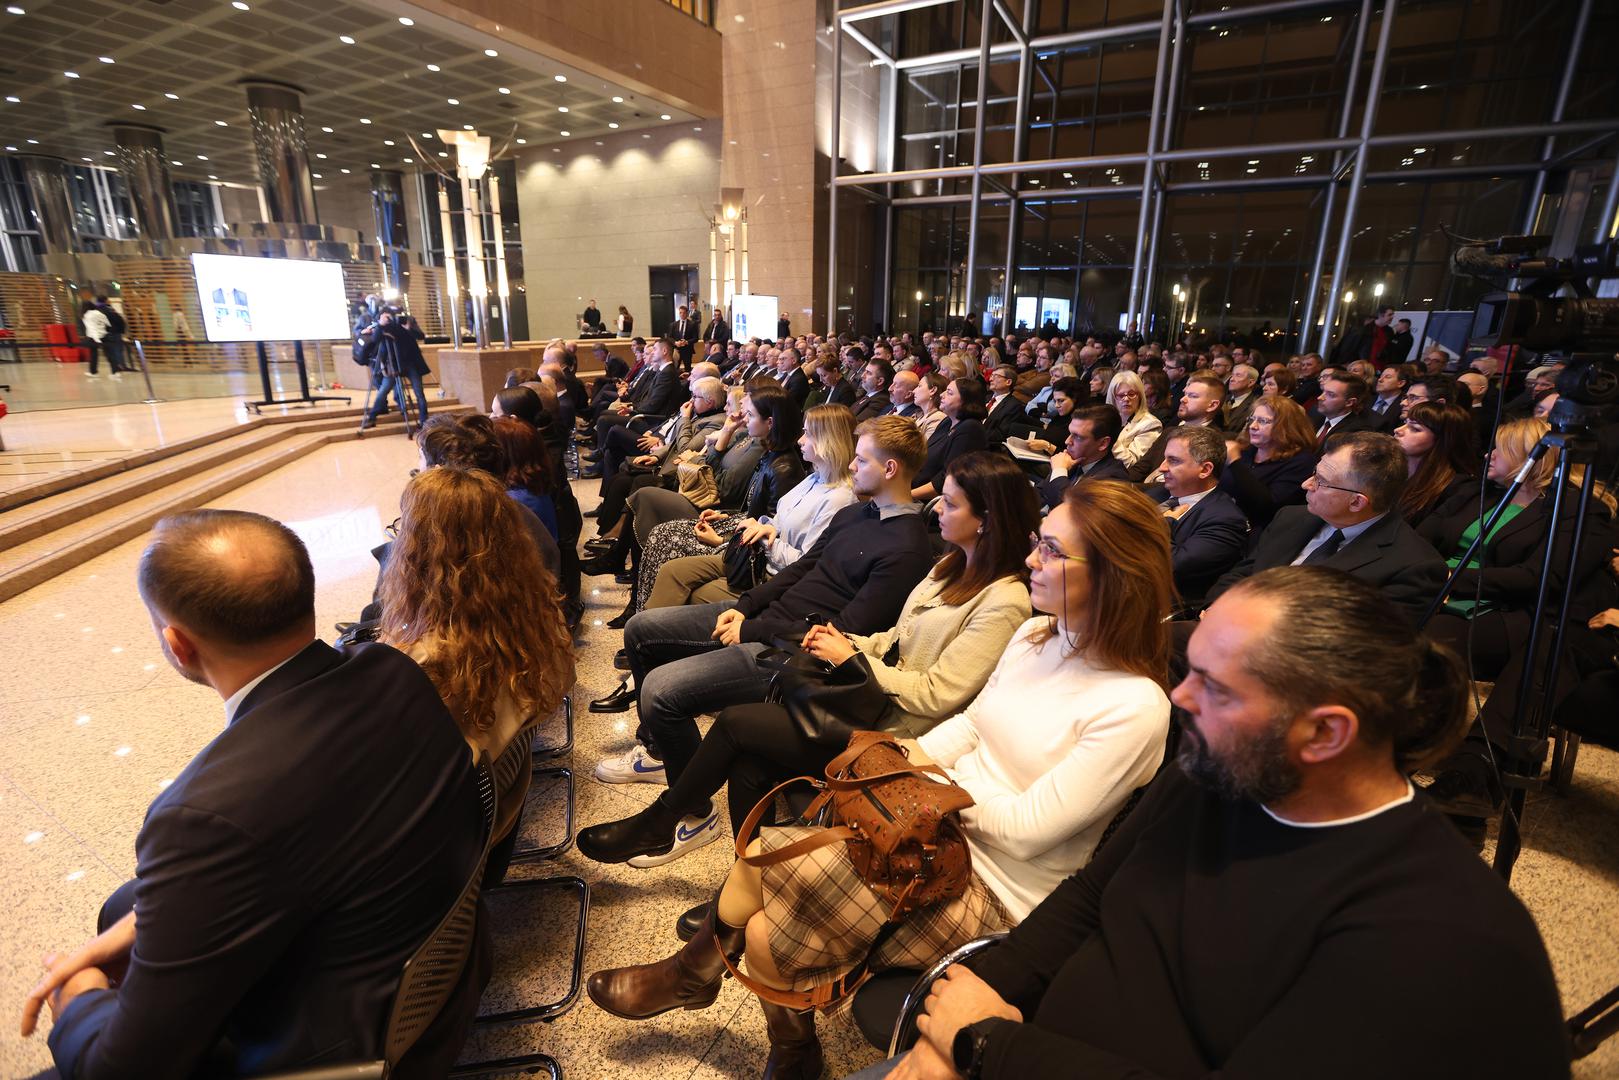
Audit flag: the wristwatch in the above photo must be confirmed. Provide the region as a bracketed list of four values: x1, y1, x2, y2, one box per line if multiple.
[951, 1020, 994, 1078]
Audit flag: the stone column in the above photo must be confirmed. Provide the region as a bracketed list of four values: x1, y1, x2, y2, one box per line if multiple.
[110, 123, 180, 241]
[243, 80, 318, 224]
[17, 155, 76, 253]
[370, 168, 409, 248]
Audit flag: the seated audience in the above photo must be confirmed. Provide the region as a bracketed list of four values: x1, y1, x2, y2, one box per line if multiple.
[645, 404, 859, 610]
[1131, 374, 1226, 484]
[913, 377, 990, 501]
[492, 416, 560, 540]
[852, 359, 894, 423]
[585, 362, 720, 481]
[1021, 377, 1084, 455]
[589, 375, 728, 538]
[1218, 395, 1317, 533]
[578, 450, 1039, 870]
[590, 418, 933, 797]
[1261, 365, 1297, 400]
[983, 366, 1031, 443]
[377, 468, 574, 879]
[28, 511, 487, 1078]
[1312, 371, 1376, 449]
[1204, 432, 1446, 622]
[1040, 405, 1125, 510]
[1370, 362, 1417, 430]
[865, 567, 1569, 1080]
[1222, 363, 1261, 433]
[1140, 367, 1175, 425]
[886, 370, 923, 419]
[1393, 401, 1480, 529]
[584, 479, 1175, 1079]
[914, 372, 950, 441]
[1106, 371, 1162, 469]
[1154, 425, 1249, 605]
[816, 353, 858, 408]
[415, 414, 561, 578]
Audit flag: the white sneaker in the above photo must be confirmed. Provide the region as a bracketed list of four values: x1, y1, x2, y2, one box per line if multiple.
[84, 370, 99, 378]
[109, 371, 122, 379]
[593, 743, 667, 785]
[628, 804, 721, 868]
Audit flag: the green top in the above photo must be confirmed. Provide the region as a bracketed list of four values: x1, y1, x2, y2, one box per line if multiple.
[1443, 503, 1527, 617]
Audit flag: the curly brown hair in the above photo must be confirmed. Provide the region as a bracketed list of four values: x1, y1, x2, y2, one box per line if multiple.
[378, 468, 574, 739]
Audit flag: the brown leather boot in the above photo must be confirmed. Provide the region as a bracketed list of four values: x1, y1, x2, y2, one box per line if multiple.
[761, 1000, 824, 1080]
[587, 907, 746, 1020]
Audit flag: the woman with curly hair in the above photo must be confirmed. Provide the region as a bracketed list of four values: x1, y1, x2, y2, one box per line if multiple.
[378, 466, 575, 879]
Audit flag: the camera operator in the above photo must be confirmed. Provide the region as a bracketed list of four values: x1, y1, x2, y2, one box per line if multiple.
[359, 311, 430, 430]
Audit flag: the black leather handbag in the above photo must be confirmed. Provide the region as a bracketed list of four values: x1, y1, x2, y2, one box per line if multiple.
[755, 646, 893, 747]
[723, 531, 770, 593]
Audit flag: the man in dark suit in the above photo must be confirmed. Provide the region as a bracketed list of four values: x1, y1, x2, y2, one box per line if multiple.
[702, 310, 730, 356]
[1041, 405, 1126, 509]
[1313, 372, 1378, 451]
[852, 359, 894, 423]
[884, 370, 922, 419]
[1290, 352, 1325, 409]
[1368, 363, 1415, 431]
[1205, 432, 1446, 622]
[31, 510, 485, 1080]
[590, 339, 683, 461]
[1153, 425, 1250, 605]
[668, 305, 698, 369]
[984, 365, 1031, 444]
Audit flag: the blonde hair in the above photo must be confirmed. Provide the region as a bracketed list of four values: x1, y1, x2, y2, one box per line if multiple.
[1105, 370, 1149, 421]
[1494, 418, 1557, 495]
[803, 404, 857, 484]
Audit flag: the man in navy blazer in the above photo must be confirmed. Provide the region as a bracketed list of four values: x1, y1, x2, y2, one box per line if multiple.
[1040, 405, 1125, 510]
[31, 510, 486, 1080]
[1151, 425, 1249, 605]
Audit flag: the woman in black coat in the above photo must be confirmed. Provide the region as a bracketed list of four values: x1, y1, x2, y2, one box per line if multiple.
[1218, 395, 1316, 537]
[911, 376, 988, 500]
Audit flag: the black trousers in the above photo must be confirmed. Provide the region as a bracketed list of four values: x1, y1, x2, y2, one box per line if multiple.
[597, 469, 666, 532]
[661, 702, 840, 841]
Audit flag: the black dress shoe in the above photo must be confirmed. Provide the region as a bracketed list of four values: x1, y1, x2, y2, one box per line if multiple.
[615, 569, 636, 585]
[584, 537, 616, 554]
[589, 681, 636, 713]
[579, 466, 603, 479]
[582, 553, 621, 576]
[1420, 751, 1503, 819]
[578, 800, 679, 864]
[614, 648, 631, 670]
[675, 900, 714, 942]
[606, 611, 633, 630]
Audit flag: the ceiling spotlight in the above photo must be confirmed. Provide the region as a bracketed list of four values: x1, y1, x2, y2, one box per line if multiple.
[102, 149, 114, 156]
[611, 95, 623, 103]
[498, 86, 510, 94]
[692, 125, 702, 131]
[214, 119, 228, 126]
[207, 174, 218, 179]
[447, 97, 459, 105]
[98, 56, 114, 64]
[554, 74, 567, 83]
[437, 151, 447, 157]
[164, 92, 179, 99]
[402, 157, 412, 163]
[660, 113, 671, 120]
[421, 132, 432, 138]
[169, 158, 181, 165]
[26, 137, 37, 142]
[397, 16, 413, 25]
[82, 156, 91, 161]
[3, 145, 13, 151]
[559, 129, 570, 136]
[231, 0, 249, 8]
[312, 172, 322, 178]
[321, 125, 333, 132]
[5, 5, 24, 13]
[64, 70, 80, 78]
[359, 117, 371, 124]
[339, 34, 355, 44]
[426, 63, 440, 71]
[315, 152, 327, 159]
[370, 162, 380, 168]
[131, 103, 145, 110]
[557, 106, 568, 113]
[340, 168, 350, 173]
[4, 95, 18, 103]
[607, 122, 618, 129]
[462, 123, 473, 130]
[196, 154, 208, 160]
[383, 139, 394, 145]
[515, 137, 526, 144]
[484, 48, 498, 57]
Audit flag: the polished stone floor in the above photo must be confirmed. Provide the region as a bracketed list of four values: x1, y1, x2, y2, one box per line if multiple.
[0, 433, 1616, 1078]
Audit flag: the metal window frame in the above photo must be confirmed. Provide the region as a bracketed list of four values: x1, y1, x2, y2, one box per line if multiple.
[826, 0, 1619, 341]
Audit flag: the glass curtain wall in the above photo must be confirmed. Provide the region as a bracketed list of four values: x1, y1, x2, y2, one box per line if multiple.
[829, 0, 1619, 350]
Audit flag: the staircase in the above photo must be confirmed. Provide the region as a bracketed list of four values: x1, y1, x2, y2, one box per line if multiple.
[0, 400, 470, 603]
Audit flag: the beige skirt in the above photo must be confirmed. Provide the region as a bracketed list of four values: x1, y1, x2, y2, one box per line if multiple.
[757, 825, 1011, 995]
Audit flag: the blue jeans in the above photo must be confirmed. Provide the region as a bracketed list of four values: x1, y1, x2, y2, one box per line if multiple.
[623, 600, 774, 784]
[369, 371, 427, 423]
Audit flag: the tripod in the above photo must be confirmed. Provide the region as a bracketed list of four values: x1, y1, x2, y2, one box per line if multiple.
[360, 333, 421, 439]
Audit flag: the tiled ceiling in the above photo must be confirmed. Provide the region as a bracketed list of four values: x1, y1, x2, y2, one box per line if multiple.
[0, 0, 694, 184]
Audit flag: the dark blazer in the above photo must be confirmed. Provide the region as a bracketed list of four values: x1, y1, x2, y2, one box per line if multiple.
[1039, 450, 1129, 509]
[1206, 504, 1447, 621]
[1218, 448, 1316, 535]
[632, 363, 682, 418]
[702, 318, 730, 347]
[668, 318, 698, 363]
[852, 390, 891, 424]
[1316, 410, 1379, 451]
[1159, 488, 1250, 604]
[49, 641, 485, 1080]
[916, 416, 987, 491]
[823, 378, 857, 408]
[984, 392, 1030, 443]
[782, 367, 812, 407]
[1368, 395, 1404, 432]
[1222, 392, 1260, 435]
[1403, 472, 1481, 533]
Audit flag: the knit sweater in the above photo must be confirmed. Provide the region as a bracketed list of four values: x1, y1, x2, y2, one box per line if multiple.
[847, 572, 1031, 737]
[918, 619, 1170, 920]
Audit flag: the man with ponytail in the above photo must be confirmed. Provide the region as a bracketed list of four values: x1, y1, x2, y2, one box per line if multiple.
[876, 566, 1569, 1080]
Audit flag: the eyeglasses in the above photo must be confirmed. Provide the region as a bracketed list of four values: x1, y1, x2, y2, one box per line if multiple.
[1029, 532, 1087, 564]
[1308, 469, 1364, 496]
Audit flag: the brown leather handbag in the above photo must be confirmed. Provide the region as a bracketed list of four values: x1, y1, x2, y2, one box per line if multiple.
[722, 730, 976, 1010]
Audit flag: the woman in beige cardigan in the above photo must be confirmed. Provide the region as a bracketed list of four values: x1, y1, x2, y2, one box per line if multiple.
[575, 450, 1039, 873]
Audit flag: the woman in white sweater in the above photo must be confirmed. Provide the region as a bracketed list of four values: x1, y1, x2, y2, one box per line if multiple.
[1107, 369, 1163, 468]
[584, 478, 1174, 1078]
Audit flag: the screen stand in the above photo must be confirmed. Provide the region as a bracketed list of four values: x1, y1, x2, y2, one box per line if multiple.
[244, 341, 351, 415]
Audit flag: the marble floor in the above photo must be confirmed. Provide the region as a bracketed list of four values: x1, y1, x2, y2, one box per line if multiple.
[0, 356, 355, 413]
[0, 435, 1617, 1078]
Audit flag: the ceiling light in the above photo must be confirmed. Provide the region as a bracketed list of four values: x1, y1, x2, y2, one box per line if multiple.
[164, 92, 179, 99]
[608, 122, 618, 129]
[383, 139, 394, 145]
[426, 63, 440, 72]
[169, 159, 181, 165]
[64, 71, 79, 78]
[3, 145, 13, 151]
[197, 154, 208, 160]
[557, 106, 568, 113]
[82, 156, 91, 161]
[484, 48, 498, 57]
[359, 118, 371, 124]
[207, 174, 218, 179]
[447, 97, 459, 105]
[560, 129, 570, 136]
[660, 113, 671, 120]
[693, 126, 701, 131]
[320, 125, 333, 133]
[437, 151, 447, 157]
[339, 34, 355, 44]
[515, 138, 526, 144]
[402, 157, 412, 163]
[397, 16, 413, 25]
[102, 149, 114, 156]
[315, 152, 327, 159]
[554, 74, 567, 83]
[611, 95, 623, 103]
[498, 86, 510, 94]
[5, 5, 24, 13]
[131, 103, 145, 110]
[26, 137, 37, 143]
[462, 123, 473, 130]
[231, 0, 249, 8]
[215, 119, 228, 126]
[98, 56, 114, 64]
[642, 133, 651, 139]
[370, 162, 380, 167]
[312, 172, 322, 178]
[340, 167, 351, 173]
[4, 95, 18, 103]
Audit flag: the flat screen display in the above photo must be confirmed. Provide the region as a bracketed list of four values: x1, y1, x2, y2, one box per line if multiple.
[190, 253, 351, 342]
[730, 293, 780, 343]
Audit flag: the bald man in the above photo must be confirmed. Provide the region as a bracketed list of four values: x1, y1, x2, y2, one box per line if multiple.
[30, 510, 487, 1079]
[886, 369, 922, 419]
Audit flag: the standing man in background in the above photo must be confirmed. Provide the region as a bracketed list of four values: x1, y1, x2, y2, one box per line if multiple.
[702, 307, 730, 359]
[669, 305, 697, 371]
[582, 299, 603, 332]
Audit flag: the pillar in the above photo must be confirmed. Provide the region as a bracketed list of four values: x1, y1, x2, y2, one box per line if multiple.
[243, 80, 318, 224]
[110, 123, 180, 241]
[17, 155, 76, 254]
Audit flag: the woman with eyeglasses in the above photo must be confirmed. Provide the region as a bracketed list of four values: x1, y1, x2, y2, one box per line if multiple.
[1218, 394, 1317, 533]
[1105, 370, 1162, 468]
[1392, 401, 1480, 529]
[581, 477, 1172, 1080]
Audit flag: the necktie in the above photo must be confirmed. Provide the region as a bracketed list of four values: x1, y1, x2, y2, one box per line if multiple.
[1302, 529, 1345, 565]
[1316, 421, 1332, 448]
[1373, 398, 1387, 414]
[1162, 496, 1179, 510]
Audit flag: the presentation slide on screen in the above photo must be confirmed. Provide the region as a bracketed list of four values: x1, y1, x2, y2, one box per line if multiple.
[191, 254, 352, 343]
[730, 294, 779, 343]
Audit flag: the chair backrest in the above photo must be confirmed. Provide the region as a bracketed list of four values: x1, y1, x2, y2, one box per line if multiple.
[380, 753, 497, 1065]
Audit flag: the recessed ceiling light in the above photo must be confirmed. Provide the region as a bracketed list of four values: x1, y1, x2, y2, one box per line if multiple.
[447, 97, 459, 105]
[611, 95, 623, 104]
[321, 125, 333, 133]
[207, 174, 217, 179]
[551, 147, 559, 153]
[692, 125, 701, 131]
[426, 63, 440, 72]
[498, 86, 510, 94]
[516, 137, 526, 144]
[339, 34, 355, 44]
[214, 119, 228, 126]
[437, 151, 447, 157]
[82, 156, 92, 161]
[131, 103, 145, 110]
[383, 139, 394, 145]
[554, 74, 567, 82]
[312, 172, 322, 178]
[641, 133, 651, 139]
[370, 162, 380, 167]
[6, 5, 24, 13]
[98, 56, 114, 64]
[26, 137, 37, 143]
[594, 140, 602, 146]
[3, 145, 14, 151]
[359, 118, 371, 124]
[102, 149, 114, 156]
[557, 106, 568, 113]
[340, 167, 351, 173]
[484, 48, 498, 57]
[315, 152, 327, 159]
[231, 1, 249, 9]
[402, 157, 413, 163]
[197, 154, 208, 160]
[462, 123, 473, 130]
[4, 95, 18, 103]
[559, 129, 570, 136]
[397, 16, 413, 25]
[660, 114, 671, 120]
[169, 158, 181, 165]
[607, 122, 618, 129]
[64, 71, 79, 78]
[165, 92, 178, 99]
